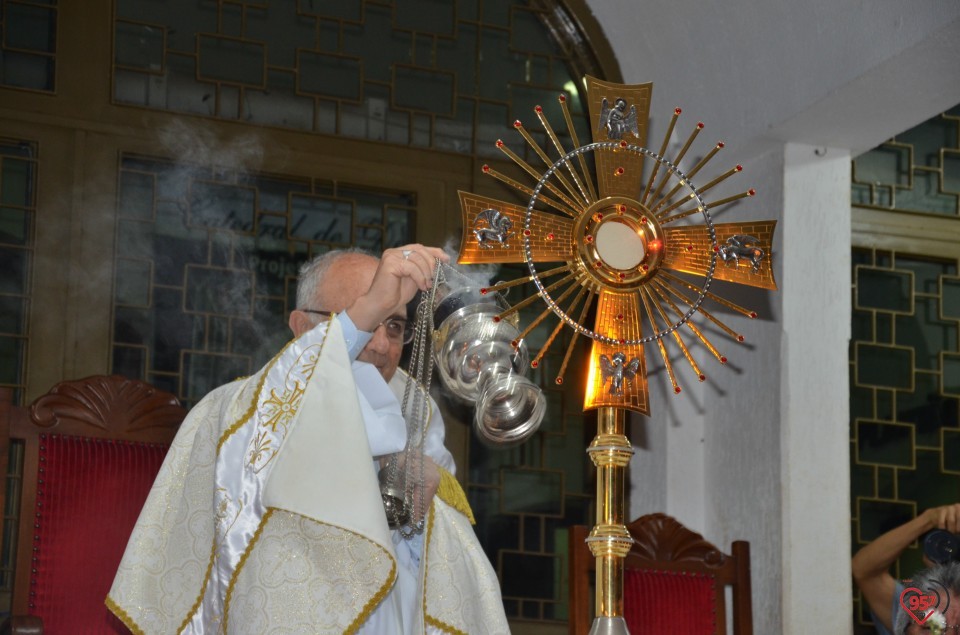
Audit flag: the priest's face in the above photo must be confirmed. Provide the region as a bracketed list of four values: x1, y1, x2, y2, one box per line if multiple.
[315, 253, 405, 382]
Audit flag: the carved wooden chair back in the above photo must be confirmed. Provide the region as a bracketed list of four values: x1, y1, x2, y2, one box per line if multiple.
[569, 513, 752, 635]
[0, 376, 185, 633]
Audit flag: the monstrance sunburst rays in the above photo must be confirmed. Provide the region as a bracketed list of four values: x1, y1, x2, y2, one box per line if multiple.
[458, 76, 777, 415]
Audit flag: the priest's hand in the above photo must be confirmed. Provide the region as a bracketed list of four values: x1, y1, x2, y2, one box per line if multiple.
[348, 244, 449, 333]
[378, 453, 441, 526]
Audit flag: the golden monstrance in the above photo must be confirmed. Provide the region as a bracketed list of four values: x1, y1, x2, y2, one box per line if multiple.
[456, 77, 777, 634]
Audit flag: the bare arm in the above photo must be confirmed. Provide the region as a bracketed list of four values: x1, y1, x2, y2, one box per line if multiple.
[851, 504, 960, 630]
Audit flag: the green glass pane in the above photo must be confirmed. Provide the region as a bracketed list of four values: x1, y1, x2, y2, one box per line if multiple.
[481, 0, 510, 26]
[945, 151, 960, 195]
[896, 256, 955, 294]
[0, 51, 52, 91]
[355, 226, 382, 251]
[206, 316, 229, 352]
[850, 380, 873, 422]
[0, 295, 25, 334]
[877, 467, 895, 499]
[318, 21, 338, 52]
[469, 437, 521, 485]
[943, 278, 960, 320]
[877, 185, 894, 207]
[943, 354, 960, 397]
[856, 344, 912, 390]
[297, 0, 362, 21]
[502, 469, 563, 516]
[510, 8, 555, 54]
[114, 259, 151, 306]
[876, 389, 894, 421]
[898, 450, 960, 512]
[5, 3, 56, 53]
[896, 373, 951, 448]
[856, 421, 913, 467]
[298, 52, 362, 101]
[220, 2, 242, 37]
[246, 76, 314, 130]
[182, 352, 251, 402]
[435, 97, 475, 153]
[0, 336, 24, 383]
[115, 21, 164, 70]
[856, 499, 913, 543]
[501, 553, 559, 600]
[851, 183, 871, 206]
[0, 143, 35, 159]
[184, 266, 253, 317]
[152, 232, 207, 285]
[188, 182, 256, 231]
[543, 432, 586, 491]
[254, 176, 309, 214]
[197, 35, 265, 86]
[118, 171, 155, 220]
[113, 305, 151, 346]
[396, 0, 455, 35]
[384, 207, 415, 248]
[477, 101, 509, 156]
[112, 345, 146, 379]
[856, 267, 911, 312]
[115, 218, 153, 258]
[849, 446, 875, 516]
[1, 159, 34, 207]
[945, 430, 960, 472]
[897, 117, 958, 168]
[458, 0, 479, 20]
[355, 199, 383, 225]
[394, 66, 455, 116]
[852, 145, 910, 188]
[898, 169, 958, 216]
[875, 311, 890, 343]
[436, 22, 476, 82]
[249, 247, 298, 296]
[0, 207, 31, 245]
[0, 248, 28, 294]
[290, 194, 353, 244]
[254, 214, 288, 248]
[510, 84, 565, 128]
[165, 54, 212, 116]
[341, 5, 410, 84]
[479, 28, 523, 96]
[851, 308, 872, 342]
[896, 298, 957, 370]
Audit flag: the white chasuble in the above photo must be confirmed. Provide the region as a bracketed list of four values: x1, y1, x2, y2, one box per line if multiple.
[107, 319, 509, 634]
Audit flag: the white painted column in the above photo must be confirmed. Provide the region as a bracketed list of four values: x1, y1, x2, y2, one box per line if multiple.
[779, 142, 852, 633]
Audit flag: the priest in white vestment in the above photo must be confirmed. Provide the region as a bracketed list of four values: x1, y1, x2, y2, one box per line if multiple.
[108, 245, 510, 634]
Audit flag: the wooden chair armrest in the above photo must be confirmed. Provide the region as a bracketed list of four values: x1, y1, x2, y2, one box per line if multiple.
[0, 615, 44, 635]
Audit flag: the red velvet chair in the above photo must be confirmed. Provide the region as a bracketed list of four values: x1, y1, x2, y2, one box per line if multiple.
[569, 513, 753, 635]
[0, 376, 185, 634]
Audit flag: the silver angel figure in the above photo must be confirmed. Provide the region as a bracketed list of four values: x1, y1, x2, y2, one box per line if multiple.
[597, 97, 640, 140]
[599, 352, 641, 396]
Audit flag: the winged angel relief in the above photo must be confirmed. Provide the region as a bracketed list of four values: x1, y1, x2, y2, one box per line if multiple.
[456, 76, 778, 416]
